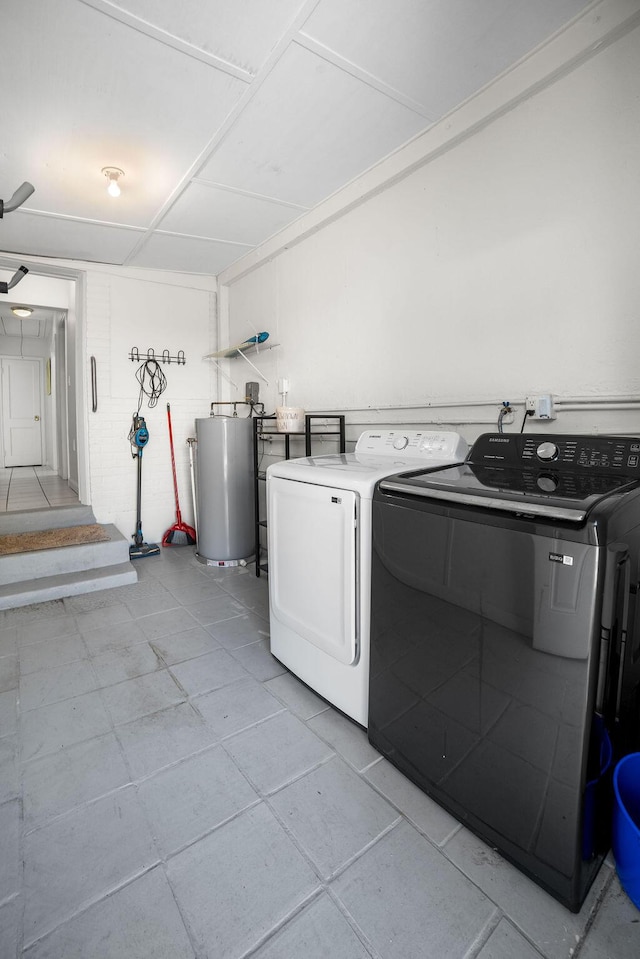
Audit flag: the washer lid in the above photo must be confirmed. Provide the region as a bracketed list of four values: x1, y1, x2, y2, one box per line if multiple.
[379, 462, 640, 522]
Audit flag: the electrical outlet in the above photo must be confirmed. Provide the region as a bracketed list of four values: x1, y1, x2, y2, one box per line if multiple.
[526, 394, 556, 420]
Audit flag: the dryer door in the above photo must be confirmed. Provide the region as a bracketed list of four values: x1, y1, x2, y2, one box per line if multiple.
[268, 476, 358, 665]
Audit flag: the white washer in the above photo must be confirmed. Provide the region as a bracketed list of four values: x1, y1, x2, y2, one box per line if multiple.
[267, 429, 468, 726]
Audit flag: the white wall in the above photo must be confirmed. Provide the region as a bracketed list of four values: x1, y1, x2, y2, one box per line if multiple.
[221, 15, 640, 448]
[84, 268, 217, 543]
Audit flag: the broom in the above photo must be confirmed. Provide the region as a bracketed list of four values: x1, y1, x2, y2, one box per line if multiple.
[162, 403, 197, 547]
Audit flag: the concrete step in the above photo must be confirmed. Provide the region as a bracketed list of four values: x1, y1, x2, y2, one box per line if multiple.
[0, 519, 138, 609]
[0, 562, 137, 610]
[0, 524, 131, 585]
[0, 505, 96, 535]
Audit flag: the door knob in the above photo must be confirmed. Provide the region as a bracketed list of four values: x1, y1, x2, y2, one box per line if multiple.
[34, 415, 40, 421]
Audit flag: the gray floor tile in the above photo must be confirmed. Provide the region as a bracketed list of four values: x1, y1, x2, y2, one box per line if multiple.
[137, 606, 200, 641]
[0, 654, 18, 693]
[100, 670, 186, 726]
[270, 756, 399, 878]
[139, 746, 259, 856]
[20, 690, 112, 762]
[150, 626, 220, 665]
[218, 575, 269, 600]
[239, 591, 270, 619]
[182, 594, 246, 627]
[106, 577, 174, 604]
[0, 897, 20, 959]
[90, 642, 163, 687]
[80, 620, 149, 657]
[19, 659, 98, 711]
[145, 566, 205, 588]
[194, 678, 284, 739]
[63, 590, 124, 613]
[207, 611, 270, 649]
[224, 711, 333, 794]
[19, 634, 88, 675]
[115, 702, 217, 779]
[0, 689, 17, 738]
[476, 918, 546, 959]
[228, 638, 287, 681]
[74, 603, 134, 635]
[23, 787, 159, 947]
[443, 827, 609, 959]
[0, 736, 19, 803]
[253, 893, 374, 959]
[265, 673, 330, 721]
[123, 585, 181, 618]
[0, 799, 20, 903]
[22, 732, 131, 829]
[167, 804, 320, 959]
[576, 875, 640, 959]
[333, 821, 496, 959]
[364, 758, 461, 846]
[307, 709, 380, 771]
[16, 614, 78, 647]
[6, 601, 68, 630]
[23, 867, 195, 959]
[169, 648, 251, 697]
[166, 579, 228, 607]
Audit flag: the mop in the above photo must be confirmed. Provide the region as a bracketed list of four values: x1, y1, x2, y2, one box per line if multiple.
[162, 404, 197, 546]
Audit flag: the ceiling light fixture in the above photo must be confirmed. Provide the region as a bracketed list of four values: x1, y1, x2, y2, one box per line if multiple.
[11, 306, 33, 317]
[102, 166, 124, 198]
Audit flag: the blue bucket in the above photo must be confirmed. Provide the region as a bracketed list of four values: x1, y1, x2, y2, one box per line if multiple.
[612, 752, 640, 909]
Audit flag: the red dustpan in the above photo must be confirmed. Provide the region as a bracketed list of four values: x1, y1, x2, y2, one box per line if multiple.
[162, 403, 197, 547]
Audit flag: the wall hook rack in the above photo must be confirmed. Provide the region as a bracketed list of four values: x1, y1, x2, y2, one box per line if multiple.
[129, 347, 186, 365]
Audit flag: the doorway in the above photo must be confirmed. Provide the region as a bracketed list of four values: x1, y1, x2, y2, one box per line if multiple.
[1, 357, 43, 466]
[0, 265, 84, 513]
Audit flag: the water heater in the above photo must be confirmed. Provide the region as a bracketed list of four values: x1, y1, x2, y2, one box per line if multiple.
[195, 415, 255, 566]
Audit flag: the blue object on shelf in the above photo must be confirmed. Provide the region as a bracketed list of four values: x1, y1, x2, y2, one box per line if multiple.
[613, 752, 640, 909]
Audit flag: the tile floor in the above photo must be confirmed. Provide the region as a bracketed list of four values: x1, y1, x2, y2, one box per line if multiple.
[0, 547, 638, 958]
[0, 468, 80, 513]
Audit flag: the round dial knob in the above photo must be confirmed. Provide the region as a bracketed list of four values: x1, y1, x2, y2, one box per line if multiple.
[536, 441, 558, 462]
[537, 474, 558, 493]
[393, 435, 409, 450]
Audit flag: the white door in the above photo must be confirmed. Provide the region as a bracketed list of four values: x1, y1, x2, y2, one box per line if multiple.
[1, 358, 43, 467]
[268, 476, 359, 665]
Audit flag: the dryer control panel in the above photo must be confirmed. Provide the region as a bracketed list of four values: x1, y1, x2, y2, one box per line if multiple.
[355, 430, 468, 461]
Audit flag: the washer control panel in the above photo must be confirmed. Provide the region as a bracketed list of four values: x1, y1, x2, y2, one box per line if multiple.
[355, 430, 468, 461]
[472, 433, 640, 476]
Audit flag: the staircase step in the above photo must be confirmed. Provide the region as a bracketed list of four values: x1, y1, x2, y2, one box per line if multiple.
[0, 505, 96, 535]
[0, 524, 131, 585]
[0, 562, 137, 610]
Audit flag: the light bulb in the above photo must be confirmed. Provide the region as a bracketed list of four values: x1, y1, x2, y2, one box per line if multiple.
[102, 167, 124, 198]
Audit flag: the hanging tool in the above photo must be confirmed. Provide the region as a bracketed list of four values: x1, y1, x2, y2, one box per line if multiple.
[162, 404, 196, 547]
[129, 413, 160, 559]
